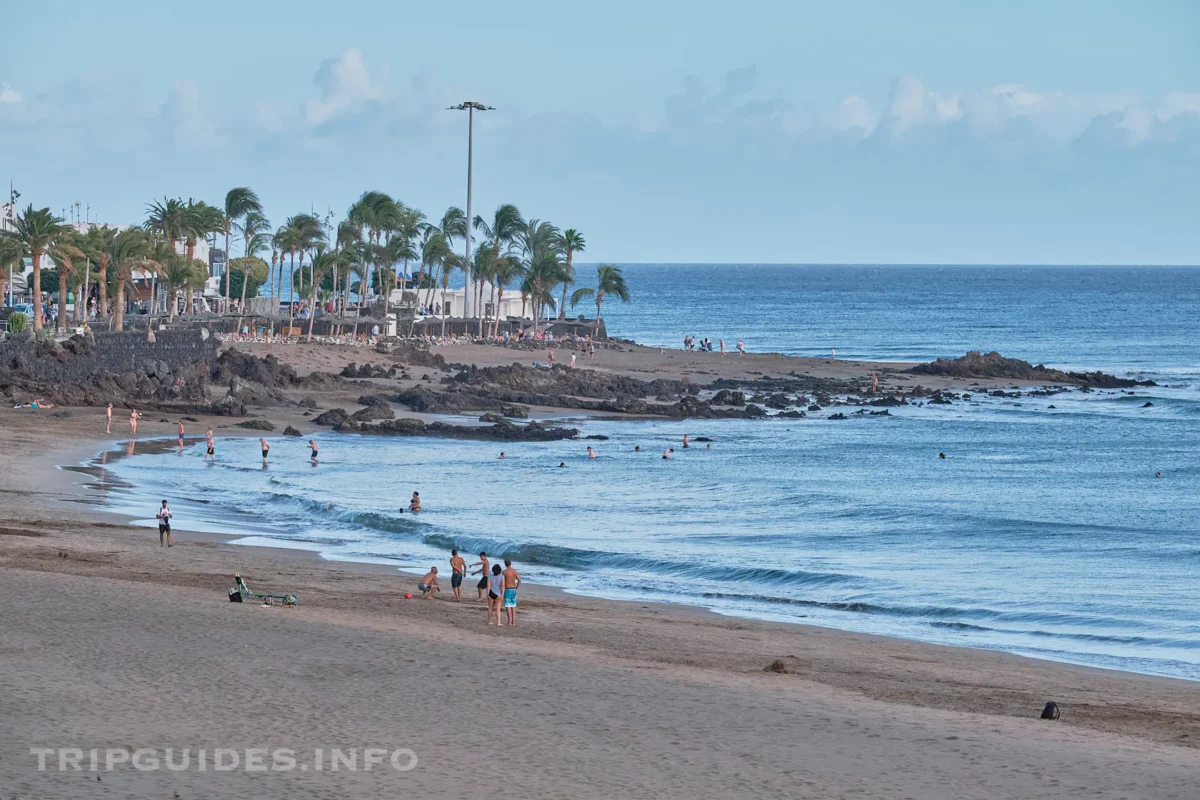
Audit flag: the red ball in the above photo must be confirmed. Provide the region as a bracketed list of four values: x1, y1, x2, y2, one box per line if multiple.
[404, 593, 413, 600]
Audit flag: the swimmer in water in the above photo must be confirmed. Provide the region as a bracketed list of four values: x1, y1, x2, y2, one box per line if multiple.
[706, 443, 711, 450]
[558, 462, 566, 468]
[682, 434, 689, 449]
[939, 452, 946, 459]
[634, 445, 641, 452]
[499, 452, 505, 459]
[663, 448, 674, 459]
[1156, 471, 1162, 478]
[409, 492, 422, 512]
[587, 446, 596, 459]
[260, 438, 270, 463]
[177, 420, 185, 451]
[205, 428, 215, 461]
[308, 439, 319, 461]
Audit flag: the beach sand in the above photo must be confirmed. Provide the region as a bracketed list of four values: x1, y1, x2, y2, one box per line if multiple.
[0, 409, 1197, 799]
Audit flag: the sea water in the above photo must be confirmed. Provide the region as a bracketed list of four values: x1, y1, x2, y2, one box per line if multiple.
[94, 265, 1200, 680]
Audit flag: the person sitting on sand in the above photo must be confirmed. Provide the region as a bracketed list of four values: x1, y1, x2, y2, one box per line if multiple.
[409, 492, 422, 513]
[418, 567, 439, 599]
[663, 448, 674, 459]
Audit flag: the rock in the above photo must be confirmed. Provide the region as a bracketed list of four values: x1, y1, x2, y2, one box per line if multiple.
[500, 403, 529, 418]
[283, 426, 302, 437]
[764, 393, 791, 410]
[1143, 401, 1154, 408]
[765, 660, 789, 674]
[351, 404, 395, 422]
[479, 412, 510, 424]
[583, 434, 610, 440]
[51, 410, 72, 418]
[807, 404, 822, 412]
[234, 419, 276, 431]
[312, 408, 350, 427]
[776, 410, 805, 419]
[828, 413, 847, 420]
[298, 396, 319, 409]
[909, 351, 1156, 388]
[711, 389, 745, 406]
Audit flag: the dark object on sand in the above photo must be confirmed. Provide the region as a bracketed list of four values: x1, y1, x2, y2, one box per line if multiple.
[51, 410, 71, 418]
[1040, 701, 1061, 720]
[228, 573, 297, 606]
[765, 660, 789, 674]
[283, 426, 302, 437]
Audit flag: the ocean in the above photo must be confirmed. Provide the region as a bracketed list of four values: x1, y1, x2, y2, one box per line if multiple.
[92, 265, 1200, 680]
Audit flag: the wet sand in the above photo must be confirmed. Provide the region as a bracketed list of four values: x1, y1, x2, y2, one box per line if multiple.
[0, 409, 1196, 798]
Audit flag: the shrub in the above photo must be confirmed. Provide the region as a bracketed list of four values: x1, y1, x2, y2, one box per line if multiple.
[6, 312, 28, 334]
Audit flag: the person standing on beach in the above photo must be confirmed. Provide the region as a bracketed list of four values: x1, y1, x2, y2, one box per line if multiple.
[736, 339, 745, 355]
[177, 421, 185, 451]
[488, 563, 504, 625]
[471, 551, 491, 601]
[308, 439, 319, 462]
[259, 438, 270, 464]
[502, 559, 521, 626]
[719, 339, 725, 357]
[156, 500, 173, 548]
[129, 409, 141, 435]
[449, 549, 467, 601]
[548, 348, 555, 366]
[570, 353, 576, 369]
[205, 428, 215, 461]
[105, 403, 113, 434]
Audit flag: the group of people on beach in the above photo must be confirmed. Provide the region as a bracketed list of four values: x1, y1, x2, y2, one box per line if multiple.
[418, 549, 522, 627]
[683, 336, 744, 356]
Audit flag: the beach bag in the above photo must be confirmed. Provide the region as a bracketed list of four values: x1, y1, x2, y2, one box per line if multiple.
[1040, 701, 1060, 720]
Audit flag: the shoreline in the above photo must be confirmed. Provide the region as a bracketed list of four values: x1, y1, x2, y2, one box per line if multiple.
[65, 413, 1200, 686]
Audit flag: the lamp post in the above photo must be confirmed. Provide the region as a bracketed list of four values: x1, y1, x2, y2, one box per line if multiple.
[447, 101, 493, 320]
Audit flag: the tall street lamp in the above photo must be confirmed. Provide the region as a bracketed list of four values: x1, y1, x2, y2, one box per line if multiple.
[447, 101, 493, 320]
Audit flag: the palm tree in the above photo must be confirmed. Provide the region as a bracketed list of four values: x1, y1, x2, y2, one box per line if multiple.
[11, 206, 65, 330]
[222, 187, 263, 311]
[556, 228, 585, 318]
[234, 232, 271, 323]
[47, 233, 85, 331]
[181, 201, 222, 314]
[237, 209, 270, 282]
[144, 198, 186, 315]
[473, 204, 522, 330]
[571, 264, 630, 327]
[162, 256, 207, 321]
[305, 249, 340, 342]
[490, 253, 525, 338]
[110, 229, 156, 332]
[84, 225, 118, 320]
[439, 252, 464, 339]
[517, 219, 564, 332]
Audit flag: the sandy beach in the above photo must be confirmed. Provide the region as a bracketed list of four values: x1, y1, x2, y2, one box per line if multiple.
[1, 407, 1197, 799]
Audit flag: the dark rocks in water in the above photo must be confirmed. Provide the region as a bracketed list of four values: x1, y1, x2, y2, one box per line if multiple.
[352, 403, 394, 422]
[1143, 401, 1154, 408]
[283, 426, 302, 437]
[340, 417, 579, 442]
[711, 389, 745, 406]
[235, 419, 275, 431]
[828, 413, 848, 420]
[868, 396, 905, 407]
[990, 389, 1021, 398]
[807, 404, 822, 412]
[500, 403, 529, 418]
[479, 412, 507, 423]
[340, 362, 397, 379]
[929, 391, 953, 405]
[312, 408, 350, 427]
[693, 436, 713, 442]
[51, 410, 72, 418]
[776, 410, 806, 419]
[909, 351, 1156, 388]
[584, 434, 610, 440]
[1048, 405, 1056, 409]
[764, 393, 791, 410]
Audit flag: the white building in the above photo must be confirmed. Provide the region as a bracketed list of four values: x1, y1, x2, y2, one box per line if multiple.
[390, 282, 526, 320]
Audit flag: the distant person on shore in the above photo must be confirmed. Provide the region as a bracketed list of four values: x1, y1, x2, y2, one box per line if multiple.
[587, 446, 596, 459]
[156, 500, 173, 547]
[177, 420, 185, 450]
[831, 348, 837, 359]
[570, 353, 576, 368]
[720, 339, 725, 357]
[548, 348, 555, 366]
[129, 409, 141, 435]
[105, 403, 113, 434]
[502, 559, 521, 626]
[308, 439, 319, 461]
[409, 492, 422, 512]
[663, 448, 674, 459]
[449, 549, 466, 601]
[588, 342, 595, 360]
[260, 438, 270, 464]
[418, 567, 439, 599]
[488, 563, 505, 625]
[736, 339, 745, 355]
[471, 552, 491, 601]
[682, 434, 689, 449]
[205, 428, 215, 461]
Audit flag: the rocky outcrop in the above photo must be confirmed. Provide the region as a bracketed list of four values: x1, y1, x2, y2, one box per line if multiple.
[312, 408, 350, 427]
[333, 416, 579, 442]
[908, 351, 1155, 388]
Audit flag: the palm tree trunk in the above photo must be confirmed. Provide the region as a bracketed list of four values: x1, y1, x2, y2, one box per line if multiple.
[58, 270, 69, 332]
[488, 281, 498, 337]
[306, 277, 320, 343]
[223, 228, 232, 313]
[493, 288, 503, 338]
[287, 253, 296, 335]
[560, 254, 571, 319]
[238, 264, 250, 328]
[31, 253, 43, 330]
[115, 280, 126, 332]
[149, 274, 158, 318]
[97, 264, 108, 320]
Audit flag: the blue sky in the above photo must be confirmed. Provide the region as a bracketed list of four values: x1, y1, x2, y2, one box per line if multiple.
[3, 0, 1198, 264]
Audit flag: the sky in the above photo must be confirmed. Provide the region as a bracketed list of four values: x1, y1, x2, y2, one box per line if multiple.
[2, 0, 1198, 264]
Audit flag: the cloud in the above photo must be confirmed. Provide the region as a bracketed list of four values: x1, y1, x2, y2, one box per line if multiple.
[0, 82, 20, 104]
[305, 48, 387, 126]
[161, 80, 221, 150]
